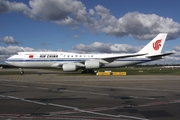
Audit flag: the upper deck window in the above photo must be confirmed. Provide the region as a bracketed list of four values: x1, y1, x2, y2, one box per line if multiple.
[40, 55, 46, 58]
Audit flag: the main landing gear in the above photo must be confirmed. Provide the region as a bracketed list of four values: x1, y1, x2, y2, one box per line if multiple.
[19, 68, 24, 75]
[81, 69, 95, 74]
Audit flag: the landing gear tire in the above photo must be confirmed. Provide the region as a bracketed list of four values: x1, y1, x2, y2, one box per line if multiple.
[81, 69, 95, 74]
[20, 71, 24, 75]
[19, 68, 24, 75]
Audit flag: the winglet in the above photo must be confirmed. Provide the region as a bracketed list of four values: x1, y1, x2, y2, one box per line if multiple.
[137, 33, 167, 54]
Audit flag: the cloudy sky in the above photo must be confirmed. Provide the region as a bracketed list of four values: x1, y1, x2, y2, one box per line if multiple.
[0, 0, 180, 64]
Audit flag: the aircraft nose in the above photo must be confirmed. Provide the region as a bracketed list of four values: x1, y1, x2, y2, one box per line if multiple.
[5, 58, 10, 63]
[5, 57, 13, 65]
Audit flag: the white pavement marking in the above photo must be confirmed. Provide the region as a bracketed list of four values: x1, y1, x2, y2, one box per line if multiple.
[60, 90, 109, 96]
[48, 103, 148, 120]
[136, 99, 180, 107]
[1, 78, 178, 120]
[117, 115, 148, 120]
[3, 95, 46, 105]
[21, 99, 46, 105]
[0, 94, 148, 120]
[7, 96, 20, 99]
[0, 95, 5, 97]
[48, 103, 78, 110]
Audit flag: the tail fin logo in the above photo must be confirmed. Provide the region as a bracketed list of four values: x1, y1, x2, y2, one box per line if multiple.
[153, 39, 162, 50]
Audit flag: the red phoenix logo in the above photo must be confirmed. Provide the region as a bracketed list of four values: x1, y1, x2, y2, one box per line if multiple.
[153, 39, 162, 50]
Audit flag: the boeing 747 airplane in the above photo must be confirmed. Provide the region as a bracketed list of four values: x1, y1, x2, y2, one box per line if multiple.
[5, 33, 174, 74]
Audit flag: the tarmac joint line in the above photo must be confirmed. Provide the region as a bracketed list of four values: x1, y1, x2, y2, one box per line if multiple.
[0, 95, 148, 120]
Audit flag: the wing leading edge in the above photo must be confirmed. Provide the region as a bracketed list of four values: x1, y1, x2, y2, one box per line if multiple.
[102, 53, 147, 63]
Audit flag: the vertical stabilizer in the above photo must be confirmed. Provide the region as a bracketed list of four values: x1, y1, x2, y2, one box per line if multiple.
[138, 33, 167, 54]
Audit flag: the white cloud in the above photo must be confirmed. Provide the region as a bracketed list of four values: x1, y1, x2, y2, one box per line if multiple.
[118, 12, 180, 40]
[0, 0, 89, 26]
[72, 42, 140, 53]
[173, 45, 180, 51]
[0, 45, 53, 61]
[1, 0, 180, 40]
[27, 0, 92, 29]
[1, 36, 20, 45]
[0, 0, 29, 14]
[0, 45, 33, 61]
[149, 55, 180, 65]
[0, 45, 34, 55]
[28, 0, 85, 20]
[87, 6, 180, 40]
[0, 0, 9, 13]
[156, 45, 180, 64]
[73, 35, 79, 39]
[168, 45, 180, 64]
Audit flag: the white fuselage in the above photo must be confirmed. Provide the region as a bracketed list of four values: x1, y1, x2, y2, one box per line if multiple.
[5, 52, 151, 69]
[5, 33, 172, 72]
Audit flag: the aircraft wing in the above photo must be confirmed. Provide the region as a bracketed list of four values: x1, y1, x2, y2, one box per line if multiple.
[102, 53, 147, 63]
[50, 53, 147, 68]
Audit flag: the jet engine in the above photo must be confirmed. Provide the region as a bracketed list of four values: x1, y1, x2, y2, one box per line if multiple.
[62, 64, 77, 72]
[85, 61, 100, 69]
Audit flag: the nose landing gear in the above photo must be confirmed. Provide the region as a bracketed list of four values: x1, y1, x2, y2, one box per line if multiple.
[19, 68, 24, 75]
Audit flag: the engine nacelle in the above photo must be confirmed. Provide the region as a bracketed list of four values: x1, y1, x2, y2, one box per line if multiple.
[62, 64, 77, 72]
[85, 61, 100, 69]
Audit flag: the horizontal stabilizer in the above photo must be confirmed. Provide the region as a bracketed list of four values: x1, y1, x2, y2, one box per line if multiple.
[147, 52, 175, 59]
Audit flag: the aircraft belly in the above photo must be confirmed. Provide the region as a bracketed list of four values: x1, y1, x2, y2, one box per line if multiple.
[13, 61, 55, 68]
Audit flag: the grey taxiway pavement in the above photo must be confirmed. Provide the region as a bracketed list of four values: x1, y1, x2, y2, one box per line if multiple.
[0, 72, 180, 120]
